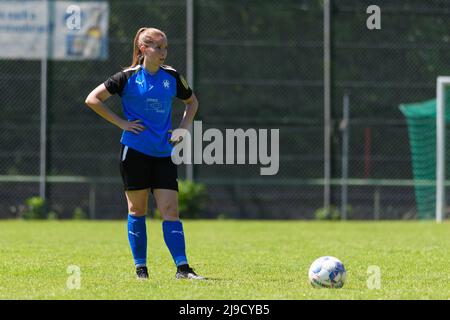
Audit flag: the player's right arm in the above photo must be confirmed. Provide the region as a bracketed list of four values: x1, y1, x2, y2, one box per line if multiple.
[85, 83, 145, 134]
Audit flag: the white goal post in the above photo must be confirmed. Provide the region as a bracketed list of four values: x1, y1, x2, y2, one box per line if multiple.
[436, 76, 450, 223]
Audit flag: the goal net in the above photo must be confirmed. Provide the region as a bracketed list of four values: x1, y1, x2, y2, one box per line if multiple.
[400, 77, 450, 222]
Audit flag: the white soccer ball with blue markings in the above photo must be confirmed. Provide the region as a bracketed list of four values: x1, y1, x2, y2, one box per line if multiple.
[308, 256, 346, 288]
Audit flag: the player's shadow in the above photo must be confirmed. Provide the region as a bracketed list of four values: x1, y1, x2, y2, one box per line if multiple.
[199, 277, 230, 281]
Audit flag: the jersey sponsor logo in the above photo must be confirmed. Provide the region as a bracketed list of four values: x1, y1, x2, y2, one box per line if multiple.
[179, 75, 189, 90]
[146, 98, 165, 113]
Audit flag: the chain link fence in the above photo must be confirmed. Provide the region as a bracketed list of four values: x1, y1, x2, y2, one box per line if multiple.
[1, 0, 450, 219]
[331, 0, 450, 219]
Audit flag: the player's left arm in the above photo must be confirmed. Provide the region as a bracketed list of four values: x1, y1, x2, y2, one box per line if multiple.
[178, 93, 198, 130]
[170, 93, 198, 146]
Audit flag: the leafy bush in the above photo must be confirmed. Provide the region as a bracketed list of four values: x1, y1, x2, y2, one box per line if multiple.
[314, 205, 342, 221]
[72, 207, 88, 220]
[23, 196, 47, 220]
[47, 211, 59, 220]
[178, 179, 209, 219]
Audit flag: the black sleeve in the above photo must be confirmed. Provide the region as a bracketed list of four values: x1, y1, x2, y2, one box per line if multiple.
[175, 73, 193, 100]
[104, 71, 127, 96]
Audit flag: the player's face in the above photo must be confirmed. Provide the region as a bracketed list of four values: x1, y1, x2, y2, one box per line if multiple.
[141, 36, 168, 68]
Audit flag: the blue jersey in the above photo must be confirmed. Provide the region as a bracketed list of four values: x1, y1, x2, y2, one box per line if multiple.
[104, 65, 192, 157]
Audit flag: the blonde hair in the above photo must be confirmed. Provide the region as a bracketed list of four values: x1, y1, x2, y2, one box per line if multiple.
[129, 27, 166, 68]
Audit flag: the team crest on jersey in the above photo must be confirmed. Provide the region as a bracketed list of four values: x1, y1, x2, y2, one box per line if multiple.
[163, 79, 170, 89]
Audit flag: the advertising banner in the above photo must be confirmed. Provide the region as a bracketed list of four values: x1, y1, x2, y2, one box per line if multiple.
[0, 0, 108, 60]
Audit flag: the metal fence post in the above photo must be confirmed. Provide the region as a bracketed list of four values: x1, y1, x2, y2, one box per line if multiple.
[186, 0, 194, 181]
[323, 0, 331, 215]
[341, 94, 350, 220]
[89, 183, 96, 219]
[374, 186, 380, 220]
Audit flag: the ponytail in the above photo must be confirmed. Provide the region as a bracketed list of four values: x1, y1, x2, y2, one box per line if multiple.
[129, 27, 147, 68]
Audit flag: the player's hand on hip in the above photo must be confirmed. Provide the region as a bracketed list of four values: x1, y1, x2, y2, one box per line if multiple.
[119, 119, 146, 134]
[168, 129, 184, 146]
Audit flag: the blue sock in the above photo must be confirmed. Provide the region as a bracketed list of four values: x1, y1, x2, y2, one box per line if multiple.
[127, 214, 147, 267]
[162, 220, 188, 267]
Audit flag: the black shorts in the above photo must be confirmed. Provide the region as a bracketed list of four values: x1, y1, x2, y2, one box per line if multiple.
[119, 144, 178, 192]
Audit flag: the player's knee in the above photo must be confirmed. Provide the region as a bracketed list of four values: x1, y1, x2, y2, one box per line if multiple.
[158, 203, 179, 220]
[161, 213, 179, 221]
[128, 204, 147, 216]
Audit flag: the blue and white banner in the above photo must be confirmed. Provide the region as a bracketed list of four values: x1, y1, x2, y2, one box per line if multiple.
[0, 1, 49, 59]
[0, 0, 109, 60]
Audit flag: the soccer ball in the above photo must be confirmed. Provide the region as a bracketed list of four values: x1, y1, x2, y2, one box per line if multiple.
[308, 256, 346, 288]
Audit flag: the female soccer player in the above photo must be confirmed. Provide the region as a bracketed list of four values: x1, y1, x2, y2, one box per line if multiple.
[85, 27, 203, 280]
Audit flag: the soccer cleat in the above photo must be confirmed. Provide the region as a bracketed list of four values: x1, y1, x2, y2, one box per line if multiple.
[136, 266, 149, 280]
[176, 264, 205, 280]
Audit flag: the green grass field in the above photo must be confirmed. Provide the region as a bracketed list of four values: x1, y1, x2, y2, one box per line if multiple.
[0, 220, 449, 300]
